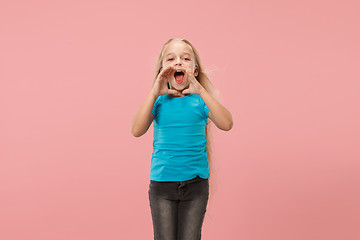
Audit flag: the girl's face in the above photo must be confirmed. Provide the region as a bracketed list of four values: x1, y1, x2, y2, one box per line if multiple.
[161, 40, 199, 91]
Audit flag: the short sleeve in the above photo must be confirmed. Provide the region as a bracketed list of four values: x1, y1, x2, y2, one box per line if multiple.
[204, 102, 209, 118]
[198, 95, 209, 119]
[152, 95, 161, 116]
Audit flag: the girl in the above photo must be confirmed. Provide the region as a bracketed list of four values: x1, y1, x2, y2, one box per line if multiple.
[131, 38, 233, 240]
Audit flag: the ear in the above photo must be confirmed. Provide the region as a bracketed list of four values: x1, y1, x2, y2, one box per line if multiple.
[194, 66, 199, 77]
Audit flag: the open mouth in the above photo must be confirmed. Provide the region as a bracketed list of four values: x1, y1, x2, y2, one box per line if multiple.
[174, 70, 185, 84]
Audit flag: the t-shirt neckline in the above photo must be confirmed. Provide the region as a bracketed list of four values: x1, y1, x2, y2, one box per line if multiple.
[168, 94, 192, 99]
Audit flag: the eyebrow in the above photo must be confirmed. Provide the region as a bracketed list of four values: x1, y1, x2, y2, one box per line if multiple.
[164, 52, 192, 57]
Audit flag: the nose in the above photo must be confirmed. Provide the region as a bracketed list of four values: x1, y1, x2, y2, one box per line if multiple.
[174, 57, 183, 66]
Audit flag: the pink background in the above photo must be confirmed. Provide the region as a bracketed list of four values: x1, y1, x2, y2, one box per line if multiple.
[1, 0, 359, 239]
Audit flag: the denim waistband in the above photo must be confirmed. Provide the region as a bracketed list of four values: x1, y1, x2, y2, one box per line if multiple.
[150, 175, 208, 184]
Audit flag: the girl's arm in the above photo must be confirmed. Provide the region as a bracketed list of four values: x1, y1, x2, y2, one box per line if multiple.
[131, 65, 182, 137]
[181, 66, 233, 131]
[199, 88, 233, 131]
[130, 90, 157, 137]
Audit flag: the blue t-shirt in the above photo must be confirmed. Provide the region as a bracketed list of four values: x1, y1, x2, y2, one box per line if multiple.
[150, 93, 210, 181]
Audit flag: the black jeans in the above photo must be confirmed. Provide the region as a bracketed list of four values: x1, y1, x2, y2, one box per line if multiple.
[148, 175, 209, 240]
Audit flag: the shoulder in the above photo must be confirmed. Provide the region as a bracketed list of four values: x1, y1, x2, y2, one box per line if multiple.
[155, 94, 165, 104]
[193, 94, 205, 105]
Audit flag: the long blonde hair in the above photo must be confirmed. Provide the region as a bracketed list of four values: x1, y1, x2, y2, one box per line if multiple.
[151, 38, 217, 202]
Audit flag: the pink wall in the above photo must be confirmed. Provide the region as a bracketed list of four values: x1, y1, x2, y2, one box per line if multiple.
[1, 0, 359, 239]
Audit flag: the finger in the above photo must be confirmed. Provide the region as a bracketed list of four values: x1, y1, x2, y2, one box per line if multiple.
[168, 89, 181, 96]
[159, 66, 172, 79]
[182, 88, 190, 95]
[163, 65, 173, 77]
[170, 91, 182, 97]
[185, 72, 194, 83]
[166, 65, 174, 71]
[169, 65, 176, 75]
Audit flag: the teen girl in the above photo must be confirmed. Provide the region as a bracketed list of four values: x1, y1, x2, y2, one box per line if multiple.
[131, 38, 233, 240]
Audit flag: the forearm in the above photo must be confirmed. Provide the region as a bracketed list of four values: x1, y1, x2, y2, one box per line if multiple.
[199, 88, 233, 131]
[131, 90, 158, 137]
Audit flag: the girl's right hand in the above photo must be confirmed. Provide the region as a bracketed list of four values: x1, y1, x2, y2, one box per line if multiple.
[151, 65, 182, 97]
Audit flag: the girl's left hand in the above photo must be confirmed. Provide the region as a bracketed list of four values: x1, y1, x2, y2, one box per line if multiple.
[182, 66, 205, 95]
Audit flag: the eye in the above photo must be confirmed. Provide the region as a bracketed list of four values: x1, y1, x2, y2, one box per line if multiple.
[167, 58, 174, 61]
[184, 58, 190, 60]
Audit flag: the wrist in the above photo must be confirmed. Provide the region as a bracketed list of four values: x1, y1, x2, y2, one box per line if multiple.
[150, 89, 159, 99]
[198, 86, 207, 96]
